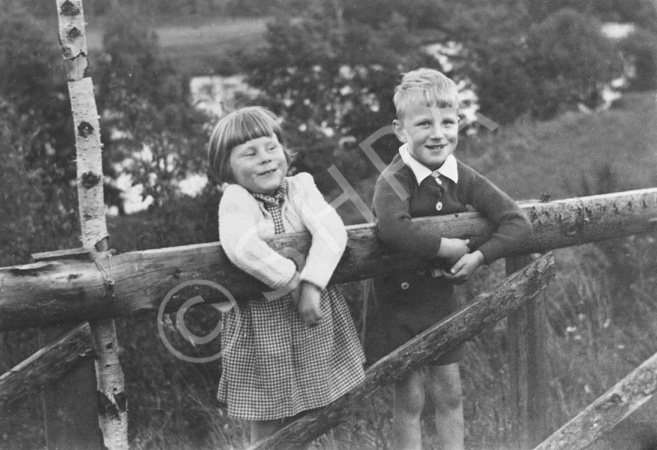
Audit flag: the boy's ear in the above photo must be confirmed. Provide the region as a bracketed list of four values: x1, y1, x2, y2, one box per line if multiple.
[392, 119, 407, 143]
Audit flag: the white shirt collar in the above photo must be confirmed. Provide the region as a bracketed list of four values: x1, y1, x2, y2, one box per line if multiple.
[399, 144, 459, 186]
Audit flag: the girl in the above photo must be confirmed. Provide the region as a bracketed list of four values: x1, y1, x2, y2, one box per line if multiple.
[208, 106, 365, 443]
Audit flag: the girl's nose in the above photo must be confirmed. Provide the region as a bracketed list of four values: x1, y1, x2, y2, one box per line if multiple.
[258, 148, 272, 163]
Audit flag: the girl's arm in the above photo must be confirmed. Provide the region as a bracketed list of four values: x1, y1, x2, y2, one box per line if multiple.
[219, 185, 297, 291]
[289, 173, 347, 290]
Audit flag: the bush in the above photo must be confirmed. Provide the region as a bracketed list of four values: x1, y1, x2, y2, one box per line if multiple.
[619, 28, 657, 91]
[526, 9, 624, 117]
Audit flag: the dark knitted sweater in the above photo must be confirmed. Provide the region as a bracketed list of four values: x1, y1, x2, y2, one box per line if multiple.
[373, 154, 531, 264]
[365, 154, 532, 364]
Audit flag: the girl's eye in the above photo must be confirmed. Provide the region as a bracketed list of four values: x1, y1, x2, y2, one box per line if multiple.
[267, 145, 278, 152]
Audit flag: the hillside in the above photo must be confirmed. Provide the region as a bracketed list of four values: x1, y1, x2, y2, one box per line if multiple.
[85, 15, 269, 75]
[333, 91, 657, 226]
[463, 92, 657, 201]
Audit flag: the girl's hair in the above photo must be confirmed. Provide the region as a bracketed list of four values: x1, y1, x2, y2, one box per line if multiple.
[208, 106, 292, 183]
[393, 68, 459, 120]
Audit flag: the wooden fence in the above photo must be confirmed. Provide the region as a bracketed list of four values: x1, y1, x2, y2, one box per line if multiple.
[2, 1, 657, 449]
[2, 189, 657, 450]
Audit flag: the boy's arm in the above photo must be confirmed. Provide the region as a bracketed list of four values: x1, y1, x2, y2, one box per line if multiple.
[460, 165, 532, 264]
[290, 173, 347, 290]
[219, 185, 297, 291]
[373, 170, 468, 260]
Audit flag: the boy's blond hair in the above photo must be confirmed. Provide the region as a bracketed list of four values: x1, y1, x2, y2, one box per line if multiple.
[393, 68, 459, 119]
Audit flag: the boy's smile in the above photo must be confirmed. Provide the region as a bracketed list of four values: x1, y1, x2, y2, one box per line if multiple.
[229, 134, 288, 195]
[393, 103, 459, 171]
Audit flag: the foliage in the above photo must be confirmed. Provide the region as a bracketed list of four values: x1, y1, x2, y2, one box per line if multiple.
[525, 0, 657, 32]
[240, 4, 436, 189]
[0, 11, 80, 265]
[619, 28, 657, 91]
[525, 9, 623, 116]
[94, 10, 211, 209]
[462, 6, 624, 123]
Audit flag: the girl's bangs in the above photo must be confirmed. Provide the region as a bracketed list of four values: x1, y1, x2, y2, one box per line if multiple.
[223, 113, 278, 152]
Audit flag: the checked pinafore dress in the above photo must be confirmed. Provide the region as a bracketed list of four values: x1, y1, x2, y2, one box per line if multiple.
[217, 180, 365, 420]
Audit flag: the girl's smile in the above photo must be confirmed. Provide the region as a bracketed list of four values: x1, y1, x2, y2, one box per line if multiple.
[229, 134, 288, 195]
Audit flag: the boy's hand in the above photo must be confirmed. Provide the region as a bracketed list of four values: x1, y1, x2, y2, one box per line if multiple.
[435, 237, 470, 262]
[443, 250, 486, 284]
[297, 282, 322, 327]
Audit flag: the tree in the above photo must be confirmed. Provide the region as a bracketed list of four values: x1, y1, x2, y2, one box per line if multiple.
[0, 10, 80, 263]
[526, 9, 623, 117]
[94, 10, 210, 209]
[241, 4, 436, 189]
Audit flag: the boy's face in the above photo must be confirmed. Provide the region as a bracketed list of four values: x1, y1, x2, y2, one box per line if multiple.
[393, 103, 459, 170]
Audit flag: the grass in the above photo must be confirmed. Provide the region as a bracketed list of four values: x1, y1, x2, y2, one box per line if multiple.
[2, 58, 657, 448]
[107, 91, 656, 449]
[84, 14, 269, 76]
[460, 92, 657, 201]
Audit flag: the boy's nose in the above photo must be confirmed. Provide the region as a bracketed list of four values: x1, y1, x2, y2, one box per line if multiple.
[429, 125, 445, 139]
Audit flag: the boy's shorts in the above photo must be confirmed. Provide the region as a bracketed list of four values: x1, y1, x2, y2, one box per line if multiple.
[363, 271, 464, 366]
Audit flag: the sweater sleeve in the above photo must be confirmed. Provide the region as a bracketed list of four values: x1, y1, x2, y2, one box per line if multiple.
[372, 166, 442, 259]
[288, 173, 347, 290]
[218, 184, 297, 290]
[458, 164, 532, 264]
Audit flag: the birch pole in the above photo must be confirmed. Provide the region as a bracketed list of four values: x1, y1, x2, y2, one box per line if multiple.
[55, 1, 128, 448]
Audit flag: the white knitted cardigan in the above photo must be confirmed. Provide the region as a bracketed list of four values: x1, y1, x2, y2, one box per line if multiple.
[219, 172, 347, 294]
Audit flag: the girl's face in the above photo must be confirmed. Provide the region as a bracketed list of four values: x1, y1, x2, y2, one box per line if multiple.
[229, 134, 288, 195]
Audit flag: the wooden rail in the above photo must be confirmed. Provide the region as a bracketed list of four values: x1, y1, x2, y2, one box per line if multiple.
[1, 189, 657, 449]
[249, 253, 555, 450]
[1, 188, 657, 332]
[534, 350, 657, 450]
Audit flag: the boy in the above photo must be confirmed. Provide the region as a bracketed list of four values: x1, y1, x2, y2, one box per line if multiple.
[368, 68, 532, 450]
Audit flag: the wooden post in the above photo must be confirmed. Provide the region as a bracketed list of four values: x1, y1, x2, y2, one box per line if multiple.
[249, 253, 555, 450]
[50, 1, 128, 449]
[37, 323, 101, 450]
[506, 254, 549, 450]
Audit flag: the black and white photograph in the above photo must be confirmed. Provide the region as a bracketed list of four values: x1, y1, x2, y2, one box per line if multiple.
[2, 1, 657, 449]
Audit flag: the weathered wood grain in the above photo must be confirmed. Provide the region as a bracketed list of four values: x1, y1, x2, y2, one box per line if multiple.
[249, 253, 555, 450]
[0, 323, 93, 407]
[1, 189, 656, 332]
[533, 350, 657, 450]
[506, 255, 549, 450]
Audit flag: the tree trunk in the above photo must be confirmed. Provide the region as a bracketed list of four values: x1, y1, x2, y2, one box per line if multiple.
[55, 1, 127, 448]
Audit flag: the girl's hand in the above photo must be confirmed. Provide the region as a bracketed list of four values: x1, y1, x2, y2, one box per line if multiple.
[297, 282, 322, 327]
[443, 250, 485, 284]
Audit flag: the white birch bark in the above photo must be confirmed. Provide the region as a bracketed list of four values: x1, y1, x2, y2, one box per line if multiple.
[56, 1, 128, 449]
